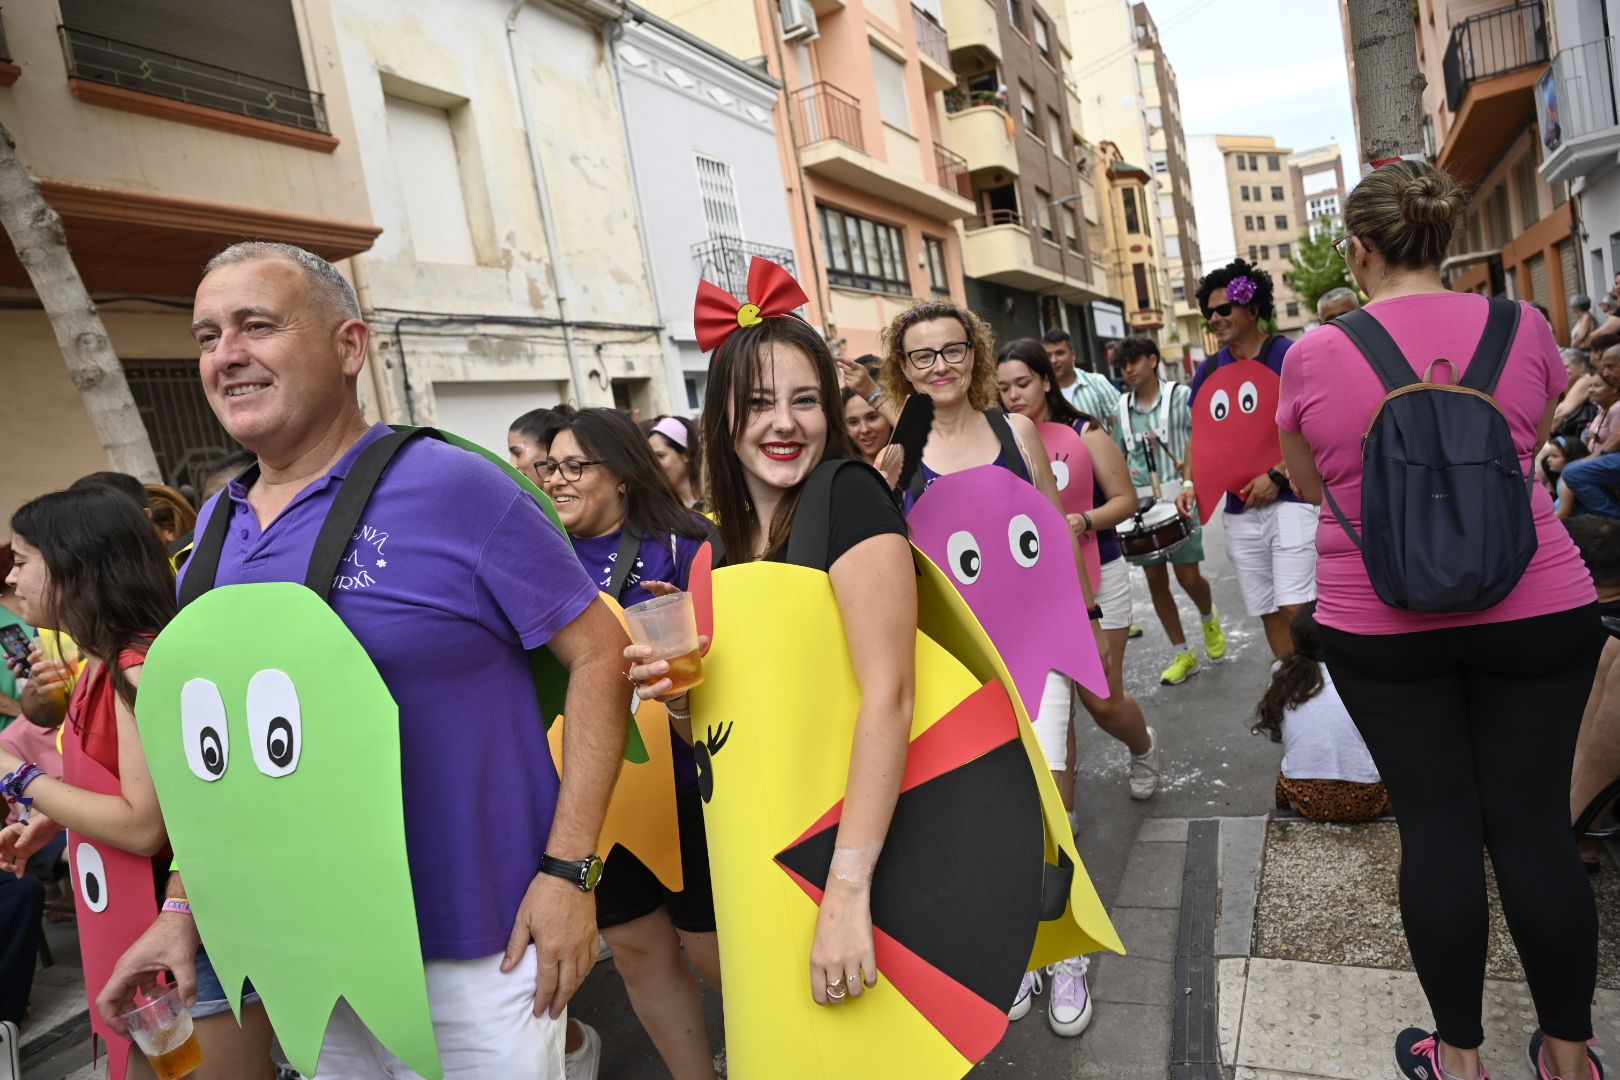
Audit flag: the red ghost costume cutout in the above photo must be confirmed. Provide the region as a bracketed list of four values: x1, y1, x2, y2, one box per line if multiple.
[1036, 423, 1101, 592]
[1190, 359, 1282, 525]
[62, 733, 159, 1080]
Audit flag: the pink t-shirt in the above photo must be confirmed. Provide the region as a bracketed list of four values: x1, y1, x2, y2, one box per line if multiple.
[1278, 293, 1595, 635]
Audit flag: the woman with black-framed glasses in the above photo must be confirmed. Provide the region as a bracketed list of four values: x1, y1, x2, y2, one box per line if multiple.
[531, 407, 721, 1080]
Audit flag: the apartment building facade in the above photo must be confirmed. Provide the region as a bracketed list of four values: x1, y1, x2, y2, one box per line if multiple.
[941, 0, 1110, 354]
[1199, 135, 1311, 335]
[1290, 142, 1348, 238]
[1133, 2, 1202, 360]
[0, 0, 380, 515]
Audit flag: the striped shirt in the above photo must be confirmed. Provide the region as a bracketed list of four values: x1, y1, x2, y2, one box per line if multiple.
[1063, 370, 1123, 435]
[1114, 381, 1193, 490]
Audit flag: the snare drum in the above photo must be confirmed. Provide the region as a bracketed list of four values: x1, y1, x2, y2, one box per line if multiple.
[1117, 502, 1194, 564]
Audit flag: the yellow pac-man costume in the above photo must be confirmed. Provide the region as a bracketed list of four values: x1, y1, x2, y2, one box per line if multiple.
[690, 546, 1121, 1079]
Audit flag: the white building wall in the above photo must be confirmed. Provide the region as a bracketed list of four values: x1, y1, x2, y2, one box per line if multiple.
[1187, 134, 1235, 276]
[615, 14, 798, 416]
[1550, 0, 1620, 297]
[331, 0, 670, 452]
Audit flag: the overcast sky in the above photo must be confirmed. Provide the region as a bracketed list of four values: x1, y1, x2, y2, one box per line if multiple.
[1153, 0, 1362, 180]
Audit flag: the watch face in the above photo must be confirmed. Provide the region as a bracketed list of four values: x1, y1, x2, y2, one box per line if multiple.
[582, 856, 605, 891]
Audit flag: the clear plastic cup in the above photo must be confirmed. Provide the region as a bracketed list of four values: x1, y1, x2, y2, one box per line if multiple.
[121, 984, 203, 1080]
[623, 592, 704, 695]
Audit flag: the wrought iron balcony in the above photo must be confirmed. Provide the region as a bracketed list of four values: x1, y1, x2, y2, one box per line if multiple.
[1540, 38, 1620, 183]
[964, 208, 1023, 231]
[914, 7, 950, 70]
[58, 25, 329, 133]
[790, 82, 863, 152]
[1442, 1, 1548, 114]
[934, 141, 970, 197]
[691, 239, 798, 299]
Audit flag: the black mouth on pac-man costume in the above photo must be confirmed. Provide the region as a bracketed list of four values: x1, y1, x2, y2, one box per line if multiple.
[773, 679, 1072, 1063]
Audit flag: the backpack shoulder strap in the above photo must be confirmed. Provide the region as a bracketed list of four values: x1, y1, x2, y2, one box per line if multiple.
[1459, 297, 1522, 394]
[178, 473, 258, 609]
[1334, 309, 1419, 392]
[785, 459, 871, 571]
[606, 524, 646, 600]
[893, 393, 936, 503]
[304, 427, 436, 602]
[984, 407, 1031, 482]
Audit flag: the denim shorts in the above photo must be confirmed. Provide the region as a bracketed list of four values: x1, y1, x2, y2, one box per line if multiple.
[192, 944, 260, 1019]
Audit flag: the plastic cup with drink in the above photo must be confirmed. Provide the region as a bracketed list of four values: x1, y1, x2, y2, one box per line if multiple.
[121, 983, 203, 1080]
[623, 592, 704, 696]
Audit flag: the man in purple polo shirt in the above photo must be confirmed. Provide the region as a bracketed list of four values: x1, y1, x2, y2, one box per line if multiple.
[97, 242, 629, 1078]
[1177, 259, 1319, 661]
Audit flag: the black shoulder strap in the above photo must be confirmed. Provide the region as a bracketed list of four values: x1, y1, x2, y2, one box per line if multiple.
[1258, 335, 1284, 364]
[605, 524, 645, 600]
[894, 393, 936, 503]
[1333, 309, 1419, 393]
[785, 459, 870, 571]
[1458, 297, 1522, 394]
[984, 408, 1031, 482]
[304, 428, 436, 602]
[178, 478, 253, 609]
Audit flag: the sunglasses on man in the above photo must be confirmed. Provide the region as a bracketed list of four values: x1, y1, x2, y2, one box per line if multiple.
[1203, 302, 1239, 319]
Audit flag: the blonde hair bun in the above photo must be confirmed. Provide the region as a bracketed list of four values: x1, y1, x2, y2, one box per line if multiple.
[1400, 173, 1464, 228]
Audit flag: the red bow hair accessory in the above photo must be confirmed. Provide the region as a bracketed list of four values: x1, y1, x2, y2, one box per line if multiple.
[694, 256, 810, 353]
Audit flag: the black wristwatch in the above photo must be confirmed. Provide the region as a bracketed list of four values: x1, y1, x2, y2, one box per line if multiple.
[539, 853, 605, 892]
[1266, 467, 1289, 490]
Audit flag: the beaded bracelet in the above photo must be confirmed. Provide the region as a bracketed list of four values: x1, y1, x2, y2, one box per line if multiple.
[1, 762, 43, 800]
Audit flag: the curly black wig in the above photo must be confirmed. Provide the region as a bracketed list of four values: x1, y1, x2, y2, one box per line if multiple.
[1196, 258, 1276, 322]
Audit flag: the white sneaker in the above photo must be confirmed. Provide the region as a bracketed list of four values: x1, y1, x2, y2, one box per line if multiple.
[1008, 968, 1043, 1020]
[596, 934, 611, 963]
[1128, 727, 1161, 801]
[564, 1019, 601, 1080]
[1045, 955, 1093, 1036]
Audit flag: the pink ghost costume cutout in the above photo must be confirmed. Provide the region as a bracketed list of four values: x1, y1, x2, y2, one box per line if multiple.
[1036, 422, 1101, 592]
[909, 465, 1109, 720]
[62, 733, 159, 1080]
[1190, 360, 1284, 525]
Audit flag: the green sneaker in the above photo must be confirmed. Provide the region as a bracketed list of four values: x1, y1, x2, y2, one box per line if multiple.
[1127, 624, 1144, 640]
[1160, 650, 1198, 685]
[1202, 608, 1227, 660]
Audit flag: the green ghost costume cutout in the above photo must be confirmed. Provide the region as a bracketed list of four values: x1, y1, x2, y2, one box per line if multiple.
[139, 584, 441, 1080]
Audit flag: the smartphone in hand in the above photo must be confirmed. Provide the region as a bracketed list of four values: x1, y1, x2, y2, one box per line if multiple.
[0, 625, 32, 678]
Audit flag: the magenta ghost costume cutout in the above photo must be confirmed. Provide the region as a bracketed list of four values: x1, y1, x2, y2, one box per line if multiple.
[62, 733, 159, 1080]
[1190, 359, 1283, 524]
[1036, 422, 1101, 592]
[909, 464, 1110, 718]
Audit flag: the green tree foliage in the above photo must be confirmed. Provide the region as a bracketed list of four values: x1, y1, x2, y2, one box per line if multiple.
[1283, 229, 1358, 315]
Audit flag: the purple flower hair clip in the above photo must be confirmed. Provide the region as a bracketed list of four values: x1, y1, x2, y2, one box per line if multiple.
[1226, 275, 1257, 306]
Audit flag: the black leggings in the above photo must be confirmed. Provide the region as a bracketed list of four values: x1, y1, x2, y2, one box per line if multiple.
[1320, 605, 1603, 1050]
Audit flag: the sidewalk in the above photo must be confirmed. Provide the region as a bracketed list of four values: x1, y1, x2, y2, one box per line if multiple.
[1075, 815, 1620, 1080]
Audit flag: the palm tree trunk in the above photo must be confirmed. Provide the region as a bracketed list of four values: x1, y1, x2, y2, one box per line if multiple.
[0, 118, 160, 481]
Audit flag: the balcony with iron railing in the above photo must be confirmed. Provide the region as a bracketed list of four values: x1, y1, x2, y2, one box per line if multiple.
[964, 208, 1023, 231]
[934, 141, 970, 198]
[1539, 37, 1620, 184]
[1441, 0, 1548, 112]
[942, 94, 1019, 177]
[914, 7, 953, 90]
[691, 239, 798, 300]
[792, 80, 974, 220]
[1435, 1, 1549, 179]
[58, 24, 331, 146]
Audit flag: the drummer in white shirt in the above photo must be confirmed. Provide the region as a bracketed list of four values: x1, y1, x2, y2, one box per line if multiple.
[1112, 336, 1228, 686]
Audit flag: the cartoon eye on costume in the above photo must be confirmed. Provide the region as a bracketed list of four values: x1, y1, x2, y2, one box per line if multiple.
[1210, 389, 1231, 422]
[246, 669, 301, 777]
[1238, 380, 1259, 414]
[1051, 455, 1071, 491]
[180, 678, 229, 781]
[695, 721, 733, 804]
[946, 531, 982, 585]
[75, 842, 110, 912]
[1009, 514, 1040, 568]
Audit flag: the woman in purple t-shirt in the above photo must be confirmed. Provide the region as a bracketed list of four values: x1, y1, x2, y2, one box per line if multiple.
[533, 407, 719, 1080]
[1278, 160, 1603, 1080]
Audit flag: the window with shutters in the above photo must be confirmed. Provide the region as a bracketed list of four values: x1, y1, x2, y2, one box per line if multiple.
[1275, 215, 1288, 230]
[1063, 204, 1081, 253]
[1033, 16, 1051, 60]
[1249, 155, 1258, 170]
[1133, 263, 1152, 309]
[1007, 0, 1023, 32]
[1244, 215, 1254, 230]
[1048, 110, 1065, 157]
[1019, 83, 1038, 137]
[1268, 155, 1280, 171]
[1035, 187, 1054, 242]
[1164, 235, 1181, 260]
[1559, 238, 1579, 303]
[1271, 186, 1285, 201]
[820, 205, 909, 295]
[696, 156, 744, 243]
[1527, 253, 1549, 304]
[1237, 155, 1247, 171]
[1241, 186, 1251, 202]
[1515, 154, 1540, 229]
[59, 0, 326, 134]
[1260, 245, 1270, 261]
[870, 45, 911, 132]
[924, 236, 950, 294]
[1122, 187, 1142, 234]
[1280, 242, 1291, 259]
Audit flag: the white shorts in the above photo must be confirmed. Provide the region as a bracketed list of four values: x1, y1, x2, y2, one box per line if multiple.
[313, 947, 566, 1079]
[1224, 500, 1320, 617]
[1033, 670, 1073, 772]
[1095, 556, 1132, 631]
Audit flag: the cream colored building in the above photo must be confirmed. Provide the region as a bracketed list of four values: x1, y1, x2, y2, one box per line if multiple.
[330, 0, 671, 456]
[1203, 134, 1310, 335]
[0, 0, 379, 517]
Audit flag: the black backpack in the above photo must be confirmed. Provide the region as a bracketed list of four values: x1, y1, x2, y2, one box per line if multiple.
[1324, 298, 1537, 613]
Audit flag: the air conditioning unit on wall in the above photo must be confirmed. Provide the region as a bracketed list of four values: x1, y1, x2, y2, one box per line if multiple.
[781, 0, 819, 41]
